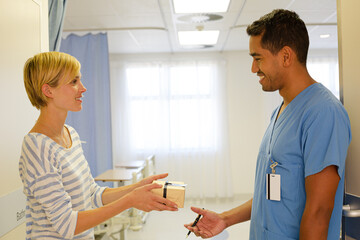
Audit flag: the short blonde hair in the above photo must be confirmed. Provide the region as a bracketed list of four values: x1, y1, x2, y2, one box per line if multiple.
[23, 51, 81, 109]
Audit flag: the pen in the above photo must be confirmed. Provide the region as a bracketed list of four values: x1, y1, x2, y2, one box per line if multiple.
[186, 208, 204, 238]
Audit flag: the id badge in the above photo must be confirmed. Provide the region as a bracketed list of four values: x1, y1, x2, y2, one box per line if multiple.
[266, 174, 281, 201]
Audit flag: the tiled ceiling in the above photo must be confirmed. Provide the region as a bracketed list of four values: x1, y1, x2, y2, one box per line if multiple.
[63, 0, 338, 54]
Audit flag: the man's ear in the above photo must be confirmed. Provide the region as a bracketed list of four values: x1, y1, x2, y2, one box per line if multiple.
[281, 46, 293, 67]
[41, 84, 53, 98]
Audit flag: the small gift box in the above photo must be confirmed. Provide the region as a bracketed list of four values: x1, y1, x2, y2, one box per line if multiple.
[151, 180, 186, 208]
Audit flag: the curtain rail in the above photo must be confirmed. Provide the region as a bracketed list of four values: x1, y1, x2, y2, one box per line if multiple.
[63, 23, 336, 32]
[63, 27, 167, 32]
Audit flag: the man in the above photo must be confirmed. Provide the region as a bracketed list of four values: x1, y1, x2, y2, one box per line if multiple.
[185, 9, 351, 240]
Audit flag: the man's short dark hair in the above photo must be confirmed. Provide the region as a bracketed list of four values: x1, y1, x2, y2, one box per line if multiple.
[246, 9, 309, 65]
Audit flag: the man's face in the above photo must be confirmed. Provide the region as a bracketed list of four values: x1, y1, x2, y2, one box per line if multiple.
[249, 35, 283, 92]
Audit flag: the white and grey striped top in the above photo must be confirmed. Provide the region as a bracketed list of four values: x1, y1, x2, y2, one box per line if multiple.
[19, 125, 106, 239]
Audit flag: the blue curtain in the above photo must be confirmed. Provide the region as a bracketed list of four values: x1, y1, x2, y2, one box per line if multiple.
[48, 0, 68, 51]
[60, 33, 113, 187]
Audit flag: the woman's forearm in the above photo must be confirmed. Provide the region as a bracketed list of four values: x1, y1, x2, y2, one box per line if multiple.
[75, 182, 178, 236]
[75, 183, 141, 234]
[75, 193, 133, 235]
[101, 182, 140, 205]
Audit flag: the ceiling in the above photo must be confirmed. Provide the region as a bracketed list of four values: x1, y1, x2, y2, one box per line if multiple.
[62, 0, 338, 54]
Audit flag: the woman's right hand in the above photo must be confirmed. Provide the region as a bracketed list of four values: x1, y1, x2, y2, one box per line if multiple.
[127, 183, 178, 212]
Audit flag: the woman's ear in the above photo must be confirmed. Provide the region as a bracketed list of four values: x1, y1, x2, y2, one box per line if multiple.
[41, 84, 53, 98]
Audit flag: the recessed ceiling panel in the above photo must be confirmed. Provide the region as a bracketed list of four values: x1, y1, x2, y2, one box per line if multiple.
[108, 29, 172, 54]
[173, 0, 230, 13]
[63, 0, 339, 54]
[308, 25, 338, 49]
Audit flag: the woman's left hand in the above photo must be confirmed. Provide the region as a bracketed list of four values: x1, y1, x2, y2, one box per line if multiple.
[138, 173, 169, 186]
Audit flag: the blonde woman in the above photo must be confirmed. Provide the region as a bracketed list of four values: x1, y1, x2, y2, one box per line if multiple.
[19, 52, 177, 239]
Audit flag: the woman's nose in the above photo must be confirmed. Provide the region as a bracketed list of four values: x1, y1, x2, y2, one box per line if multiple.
[80, 81, 87, 93]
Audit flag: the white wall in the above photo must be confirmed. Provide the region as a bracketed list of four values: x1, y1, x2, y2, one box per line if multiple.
[109, 48, 340, 196]
[110, 51, 281, 196]
[223, 51, 281, 195]
[0, 0, 48, 238]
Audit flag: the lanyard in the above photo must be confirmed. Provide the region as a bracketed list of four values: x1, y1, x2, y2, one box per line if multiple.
[268, 103, 283, 174]
[270, 159, 278, 174]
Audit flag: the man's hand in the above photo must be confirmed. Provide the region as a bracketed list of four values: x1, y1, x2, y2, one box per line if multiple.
[184, 207, 227, 238]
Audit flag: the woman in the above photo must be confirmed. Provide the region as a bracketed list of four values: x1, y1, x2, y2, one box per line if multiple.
[19, 52, 178, 239]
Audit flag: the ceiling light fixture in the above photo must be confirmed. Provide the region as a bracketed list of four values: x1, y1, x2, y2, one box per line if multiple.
[320, 34, 331, 39]
[181, 45, 214, 49]
[178, 30, 220, 45]
[177, 13, 223, 24]
[173, 0, 230, 14]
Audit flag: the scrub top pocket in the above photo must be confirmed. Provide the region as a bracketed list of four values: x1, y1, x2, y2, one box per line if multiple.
[264, 161, 305, 238]
[275, 162, 303, 202]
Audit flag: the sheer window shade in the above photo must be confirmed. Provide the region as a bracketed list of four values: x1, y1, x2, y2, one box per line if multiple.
[308, 56, 339, 99]
[126, 64, 215, 150]
[111, 60, 233, 198]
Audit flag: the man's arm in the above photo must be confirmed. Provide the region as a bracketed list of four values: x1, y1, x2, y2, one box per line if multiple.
[220, 198, 253, 227]
[300, 165, 340, 240]
[184, 199, 252, 238]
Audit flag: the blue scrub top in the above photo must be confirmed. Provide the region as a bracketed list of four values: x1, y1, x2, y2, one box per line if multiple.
[249, 83, 351, 240]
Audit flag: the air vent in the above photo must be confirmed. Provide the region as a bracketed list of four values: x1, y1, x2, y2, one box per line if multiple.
[177, 13, 223, 24]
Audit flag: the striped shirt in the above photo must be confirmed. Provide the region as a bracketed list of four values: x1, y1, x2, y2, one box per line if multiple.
[19, 125, 107, 239]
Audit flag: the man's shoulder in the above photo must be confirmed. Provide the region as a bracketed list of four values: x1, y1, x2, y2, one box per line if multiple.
[305, 84, 346, 114]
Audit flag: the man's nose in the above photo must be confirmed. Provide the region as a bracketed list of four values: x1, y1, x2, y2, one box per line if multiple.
[251, 60, 259, 73]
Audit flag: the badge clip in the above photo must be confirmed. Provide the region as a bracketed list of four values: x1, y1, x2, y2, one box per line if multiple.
[266, 160, 280, 201]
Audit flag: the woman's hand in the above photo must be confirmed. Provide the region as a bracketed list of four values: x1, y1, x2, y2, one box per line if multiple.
[127, 182, 178, 212]
[138, 173, 169, 186]
[184, 207, 227, 238]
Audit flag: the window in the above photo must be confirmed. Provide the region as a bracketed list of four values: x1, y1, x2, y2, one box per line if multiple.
[112, 59, 232, 198]
[308, 57, 339, 99]
[125, 63, 218, 151]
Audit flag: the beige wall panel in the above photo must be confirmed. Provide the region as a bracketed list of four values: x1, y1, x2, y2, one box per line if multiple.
[0, 0, 48, 238]
[337, 0, 360, 197]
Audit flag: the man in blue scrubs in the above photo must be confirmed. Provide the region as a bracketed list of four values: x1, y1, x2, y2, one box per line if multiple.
[185, 9, 351, 240]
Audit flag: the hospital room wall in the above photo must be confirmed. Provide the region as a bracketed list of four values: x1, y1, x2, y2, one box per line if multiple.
[223, 51, 281, 195]
[110, 48, 339, 196]
[0, 1, 347, 238]
[110, 51, 282, 196]
[0, 0, 48, 239]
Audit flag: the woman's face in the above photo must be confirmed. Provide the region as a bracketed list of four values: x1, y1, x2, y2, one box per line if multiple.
[50, 72, 87, 112]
